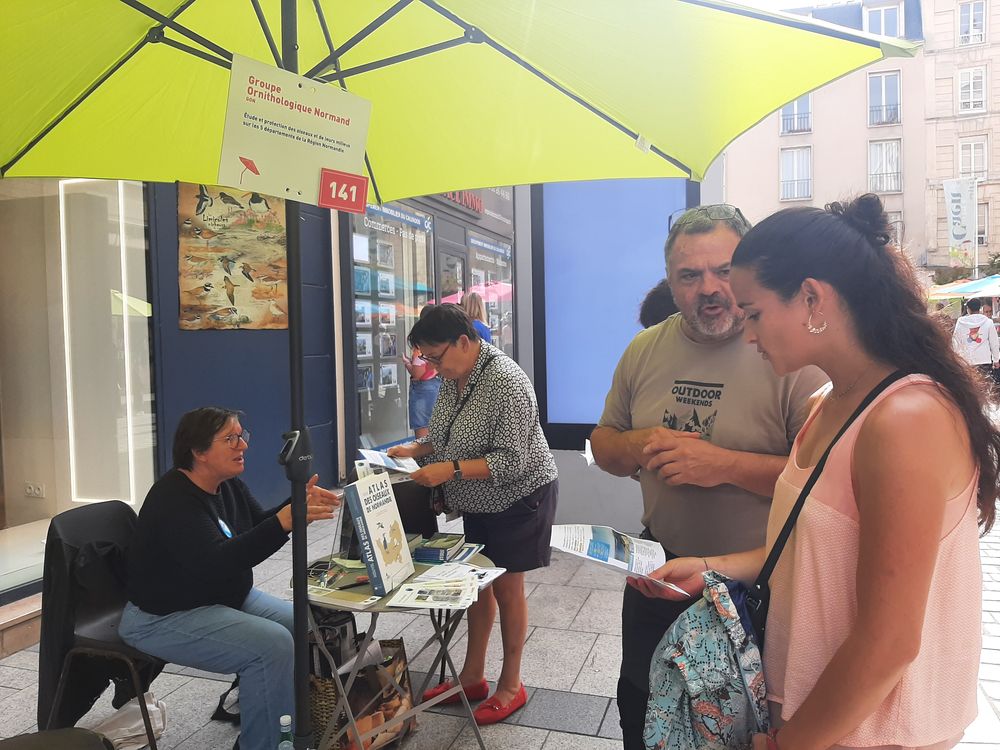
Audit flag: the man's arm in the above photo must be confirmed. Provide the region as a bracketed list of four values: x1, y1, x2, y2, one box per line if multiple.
[590, 424, 663, 477]
[642, 433, 786, 497]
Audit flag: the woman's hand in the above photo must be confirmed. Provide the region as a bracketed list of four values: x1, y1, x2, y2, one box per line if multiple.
[410, 462, 454, 487]
[627, 556, 707, 600]
[387, 443, 418, 458]
[751, 733, 778, 750]
[276, 474, 342, 532]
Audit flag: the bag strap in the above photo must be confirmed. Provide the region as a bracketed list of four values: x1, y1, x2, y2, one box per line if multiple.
[753, 370, 906, 589]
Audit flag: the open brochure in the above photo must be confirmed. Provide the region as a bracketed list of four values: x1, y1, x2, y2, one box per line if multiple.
[358, 449, 419, 474]
[386, 578, 478, 610]
[550, 524, 690, 596]
[413, 562, 506, 590]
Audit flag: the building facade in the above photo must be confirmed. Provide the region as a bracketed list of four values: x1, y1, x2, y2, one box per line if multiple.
[719, 1, 929, 267]
[924, 0, 1000, 271]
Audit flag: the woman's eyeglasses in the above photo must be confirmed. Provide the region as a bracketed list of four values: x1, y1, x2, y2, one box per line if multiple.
[422, 342, 452, 365]
[215, 429, 251, 448]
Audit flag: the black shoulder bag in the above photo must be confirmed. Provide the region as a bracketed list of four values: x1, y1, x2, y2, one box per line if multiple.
[745, 370, 905, 648]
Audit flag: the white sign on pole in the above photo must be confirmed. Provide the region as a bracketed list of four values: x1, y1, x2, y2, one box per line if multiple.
[218, 54, 372, 208]
[943, 177, 977, 270]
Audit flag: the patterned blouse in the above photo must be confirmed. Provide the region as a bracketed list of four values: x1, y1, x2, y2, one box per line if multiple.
[422, 342, 557, 514]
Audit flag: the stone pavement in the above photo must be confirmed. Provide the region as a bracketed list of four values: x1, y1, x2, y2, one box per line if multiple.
[0, 517, 993, 748]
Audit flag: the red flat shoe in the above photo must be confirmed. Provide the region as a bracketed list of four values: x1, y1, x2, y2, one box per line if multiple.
[422, 678, 490, 705]
[473, 684, 528, 725]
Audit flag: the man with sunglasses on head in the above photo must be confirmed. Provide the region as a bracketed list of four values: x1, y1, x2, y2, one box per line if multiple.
[590, 205, 827, 749]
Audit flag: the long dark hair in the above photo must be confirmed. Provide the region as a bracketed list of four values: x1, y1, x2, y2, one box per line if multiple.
[732, 193, 998, 533]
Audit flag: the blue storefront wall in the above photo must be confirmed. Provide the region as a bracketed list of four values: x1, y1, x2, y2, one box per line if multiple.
[147, 184, 337, 508]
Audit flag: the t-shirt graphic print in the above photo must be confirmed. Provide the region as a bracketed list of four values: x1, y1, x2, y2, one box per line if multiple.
[663, 380, 723, 441]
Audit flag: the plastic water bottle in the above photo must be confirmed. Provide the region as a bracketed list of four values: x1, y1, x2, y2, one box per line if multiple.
[277, 714, 294, 749]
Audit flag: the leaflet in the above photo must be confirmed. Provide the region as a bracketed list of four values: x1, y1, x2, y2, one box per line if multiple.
[550, 524, 690, 596]
[414, 563, 506, 590]
[386, 577, 478, 610]
[358, 449, 419, 473]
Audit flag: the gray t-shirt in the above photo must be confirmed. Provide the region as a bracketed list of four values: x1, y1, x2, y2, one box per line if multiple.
[599, 315, 828, 557]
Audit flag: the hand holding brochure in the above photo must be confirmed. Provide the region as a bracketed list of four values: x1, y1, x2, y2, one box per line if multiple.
[359, 449, 419, 474]
[550, 524, 690, 596]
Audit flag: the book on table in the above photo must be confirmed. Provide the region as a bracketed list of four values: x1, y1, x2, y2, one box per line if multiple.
[412, 533, 466, 563]
[343, 472, 415, 596]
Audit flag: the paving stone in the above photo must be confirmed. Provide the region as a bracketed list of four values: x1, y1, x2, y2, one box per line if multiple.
[526, 584, 590, 629]
[598, 698, 623, 740]
[572, 634, 621, 698]
[566, 564, 628, 592]
[515, 688, 609, 734]
[397, 612, 470, 674]
[0, 650, 37, 672]
[450, 721, 549, 750]
[150, 676, 242, 749]
[400, 711, 467, 750]
[519, 628, 597, 691]
[542, 729, 624, 750]
[0, 666, 37, 690]
[568, 589, 624, 636]
[524, 551, 584, 586]
[0, 685, 39, 739]
[173, 718, 240, 749]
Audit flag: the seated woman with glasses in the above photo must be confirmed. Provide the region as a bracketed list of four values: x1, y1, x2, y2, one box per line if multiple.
[118, 407, 341, 750]
[388, 304, 558, 725]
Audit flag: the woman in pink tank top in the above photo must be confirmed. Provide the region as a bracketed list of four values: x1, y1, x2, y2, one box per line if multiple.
[636, 194, 998, 750]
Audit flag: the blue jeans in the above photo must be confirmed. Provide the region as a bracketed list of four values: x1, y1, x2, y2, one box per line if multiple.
[119, 589, 294, 750]
[408, 377, 441, 430]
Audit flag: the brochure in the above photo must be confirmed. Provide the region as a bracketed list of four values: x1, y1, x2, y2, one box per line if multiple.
[358, 449, 420, 474]
[413, 562, 506, 590]
[550, 524, 690, 596]
[386, 577, 478, 610]
[343, 472, 415, 596]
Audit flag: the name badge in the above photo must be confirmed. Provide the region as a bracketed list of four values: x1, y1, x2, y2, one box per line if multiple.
[218, 519, 233, 538]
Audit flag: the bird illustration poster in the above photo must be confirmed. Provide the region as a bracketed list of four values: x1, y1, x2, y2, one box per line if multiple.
[177, 182, 288, 330]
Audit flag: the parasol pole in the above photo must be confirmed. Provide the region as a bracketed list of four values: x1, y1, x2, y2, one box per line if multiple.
[276, 1, 313, 747]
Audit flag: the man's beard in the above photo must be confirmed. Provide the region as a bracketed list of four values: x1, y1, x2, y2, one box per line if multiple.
[682, 294, 743, 340]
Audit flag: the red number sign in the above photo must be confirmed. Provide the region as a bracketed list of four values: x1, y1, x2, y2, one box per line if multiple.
[318, 169, 369, 213]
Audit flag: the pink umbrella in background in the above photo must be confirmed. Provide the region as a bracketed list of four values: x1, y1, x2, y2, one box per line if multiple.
[440, 281, 514, 305]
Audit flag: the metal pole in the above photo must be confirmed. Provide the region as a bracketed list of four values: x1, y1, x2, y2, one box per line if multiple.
[279, 1, 313, 747]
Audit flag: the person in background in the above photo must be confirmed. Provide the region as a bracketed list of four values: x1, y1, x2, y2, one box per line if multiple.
[388, 304, 557, 725]
[591, 204, 827, 749]
[640, 194, 992, 750]
[952, 297, 999, 395]
[931, 301, 955, 337]
[461, 291, 493, 343]
[402, 304, 441, 439]
[119, 407, 341, 750]
[638, 278, 679, 329]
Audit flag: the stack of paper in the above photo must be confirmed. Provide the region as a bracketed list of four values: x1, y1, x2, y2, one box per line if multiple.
[387, 563, 506, 610]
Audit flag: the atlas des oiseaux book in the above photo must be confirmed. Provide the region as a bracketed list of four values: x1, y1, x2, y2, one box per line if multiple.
[343, 472, 414, 596]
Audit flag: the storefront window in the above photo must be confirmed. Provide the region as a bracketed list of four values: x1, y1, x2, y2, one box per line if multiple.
[352, 203, 433, 447]
[467, 232, 514, 356]
[0, 178, 155, 594]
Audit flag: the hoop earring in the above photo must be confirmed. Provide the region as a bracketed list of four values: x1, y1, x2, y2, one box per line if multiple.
[806, 311, 828, 334]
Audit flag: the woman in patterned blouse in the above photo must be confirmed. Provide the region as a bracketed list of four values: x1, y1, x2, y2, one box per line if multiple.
[389, 304, 558, 725]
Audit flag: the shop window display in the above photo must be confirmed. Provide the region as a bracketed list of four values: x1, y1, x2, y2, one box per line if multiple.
[352, 204, 433, 447]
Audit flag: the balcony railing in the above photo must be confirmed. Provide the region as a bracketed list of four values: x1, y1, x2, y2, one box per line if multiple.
[869, 104, 901, 126]
[780, 179, 812, 200]
[780, 112, 812, 133]
[960, 31, 986, 45]
[869, 171, 902, 192]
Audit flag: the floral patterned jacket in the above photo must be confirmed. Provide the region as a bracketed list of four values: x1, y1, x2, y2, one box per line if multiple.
[644, 571, 769, 750]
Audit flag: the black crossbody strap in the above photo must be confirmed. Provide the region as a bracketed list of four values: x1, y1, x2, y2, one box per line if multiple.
[752, 370, 907, 588]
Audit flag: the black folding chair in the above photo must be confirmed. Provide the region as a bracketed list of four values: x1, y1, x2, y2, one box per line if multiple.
[41, 501, 163, 750]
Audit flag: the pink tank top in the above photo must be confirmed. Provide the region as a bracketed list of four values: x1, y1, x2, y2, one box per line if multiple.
[764, 375, 982, 748]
